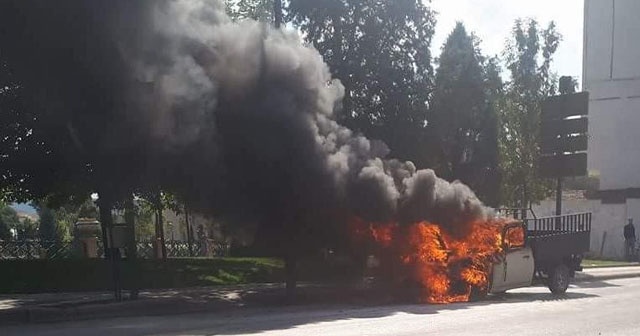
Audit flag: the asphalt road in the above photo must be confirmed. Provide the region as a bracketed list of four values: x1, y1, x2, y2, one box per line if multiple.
[5, 277, 640, 336]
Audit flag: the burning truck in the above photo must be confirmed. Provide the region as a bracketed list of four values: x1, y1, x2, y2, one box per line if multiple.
[351, 210, 592, 303]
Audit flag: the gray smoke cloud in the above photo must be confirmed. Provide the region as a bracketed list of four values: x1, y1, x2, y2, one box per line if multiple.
[0, 0, 492, 241]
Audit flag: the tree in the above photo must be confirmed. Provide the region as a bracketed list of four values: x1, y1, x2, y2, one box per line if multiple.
[53, 198, 99, 241]
[478, 58, 503, 206]
[274, 0, 282, 27]
[430, 22, 501, 205]
[0, 2, 166, 253]
[0, 57, 55, 204]
[134, 201, 156, 240]
[137, 191, 182, 259]
[77, 198, 99, 219]
[0, 203, 20, 240]
[287, 0, 437, 167]
[498, 19, 561, 207]
[16, 217, 38, 240]
[37, 204, 58, 242]
[226, 0, 275, 23]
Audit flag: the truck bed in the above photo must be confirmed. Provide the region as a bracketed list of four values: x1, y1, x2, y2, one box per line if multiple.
[525, 213, 592, 267]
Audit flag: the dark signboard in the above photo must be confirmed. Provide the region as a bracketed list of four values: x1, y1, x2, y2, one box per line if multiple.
[539, 153, 588, 178]
[539, 92, 589, 178]
[541, 92, 589, 121]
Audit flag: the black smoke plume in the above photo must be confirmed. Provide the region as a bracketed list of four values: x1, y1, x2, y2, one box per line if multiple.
[0, 0, 492, 249]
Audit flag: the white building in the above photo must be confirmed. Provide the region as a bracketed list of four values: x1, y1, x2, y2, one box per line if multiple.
[546, 0, 640, 259]
[584, 0, 640, 191]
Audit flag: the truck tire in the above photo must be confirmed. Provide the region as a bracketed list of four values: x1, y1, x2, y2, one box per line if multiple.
[469, 285, 488, 301]
[548, 264, 570, 294]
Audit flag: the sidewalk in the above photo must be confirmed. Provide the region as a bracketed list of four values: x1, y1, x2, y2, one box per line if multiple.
[3, 266, 640, 325]
[575, 265, 640, 282]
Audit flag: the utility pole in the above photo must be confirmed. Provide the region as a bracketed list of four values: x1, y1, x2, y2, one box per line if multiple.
[555, 76, 576, 217]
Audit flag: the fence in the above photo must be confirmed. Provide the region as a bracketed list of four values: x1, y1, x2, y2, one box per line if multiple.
[0, 240, 75, 260]
[136, 240, 230, 258]
[0, 239, 229, 260]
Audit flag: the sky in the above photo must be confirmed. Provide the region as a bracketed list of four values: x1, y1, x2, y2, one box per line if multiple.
[429, 0, 584, 82]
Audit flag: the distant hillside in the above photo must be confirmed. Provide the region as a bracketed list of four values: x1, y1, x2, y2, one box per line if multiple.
[11, 203, 37, 216]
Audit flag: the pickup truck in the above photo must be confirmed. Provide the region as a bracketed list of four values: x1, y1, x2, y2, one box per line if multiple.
[489, 211, 592, 294]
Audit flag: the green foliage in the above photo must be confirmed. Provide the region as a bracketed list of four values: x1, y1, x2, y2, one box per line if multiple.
[15, 216, 38, 239]
[287, 0, 436, 166]
[0, 202, 20, 239]
[53, 206, 78, 242]
[36, 205, 58, 241]
[226, 0, 274, 23]
[498, 19, 561, 206]
[430, 22, 502, 205]
[135, 200, 156, 239]
[77, 198, 99, 218]
[28, 197, 98, 242]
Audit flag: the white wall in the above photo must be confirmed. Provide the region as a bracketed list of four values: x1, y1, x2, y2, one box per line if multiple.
[584, 0, 613, 83]
[611, 0, 640, 79]
[584, 0, 640, 190]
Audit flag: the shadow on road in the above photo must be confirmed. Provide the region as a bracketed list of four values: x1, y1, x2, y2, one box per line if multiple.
[0, 281, 607, 336]
[136, 286, 600, 336]
[487, 291, 596, 303]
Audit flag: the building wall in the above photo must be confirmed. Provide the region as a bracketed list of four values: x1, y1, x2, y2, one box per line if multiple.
[162, 210, 224, 242]
[584, 0, 640, 190]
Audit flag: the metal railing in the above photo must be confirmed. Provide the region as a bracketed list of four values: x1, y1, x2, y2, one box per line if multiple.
[135, 240, 230, 258]
[525, 212, 592, 235]
[0, 240, 75, 260]
[0, 239, 229, 260]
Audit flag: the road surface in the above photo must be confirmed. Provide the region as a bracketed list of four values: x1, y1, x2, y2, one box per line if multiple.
[5, 277, 640, 336]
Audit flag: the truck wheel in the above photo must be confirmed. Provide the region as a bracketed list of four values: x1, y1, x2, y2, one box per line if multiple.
[469, 285, 488, 301]
[548, 264, 570, 294]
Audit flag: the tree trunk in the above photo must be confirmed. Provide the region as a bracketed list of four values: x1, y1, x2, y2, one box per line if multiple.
[285, 251, 297, 303]
[154, 208, 167, 259]
[273, 0, 283, 28]
[154, 208, 161, 259]
[124, 195, 139, 299]
[158, 207, 167, 259]
[98, 193, 114, 259]
[521, 182, 528, 220]
[124, 195, 137, 259]
[185, 205, 194, 257]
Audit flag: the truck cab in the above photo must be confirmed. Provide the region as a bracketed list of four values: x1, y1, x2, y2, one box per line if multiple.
[490, 223, 535, 293]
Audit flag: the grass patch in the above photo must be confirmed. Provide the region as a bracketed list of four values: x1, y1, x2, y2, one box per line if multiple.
[0, 257, 284, 294]
[582, 259, 638, 268]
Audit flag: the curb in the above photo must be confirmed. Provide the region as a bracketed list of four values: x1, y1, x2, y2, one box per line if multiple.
[582, 264, 640, 269]
[574, 271, 640, 283]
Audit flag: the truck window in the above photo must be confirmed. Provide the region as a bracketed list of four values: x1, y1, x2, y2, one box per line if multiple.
[504, 226, 525, 249]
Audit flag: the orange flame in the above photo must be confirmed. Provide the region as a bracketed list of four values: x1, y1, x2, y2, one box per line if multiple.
[505, 225, 525, 248]
[349, 216, 515, 304]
